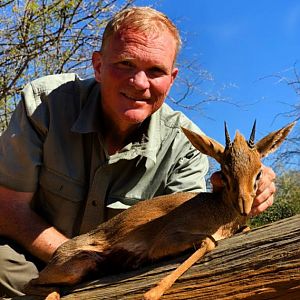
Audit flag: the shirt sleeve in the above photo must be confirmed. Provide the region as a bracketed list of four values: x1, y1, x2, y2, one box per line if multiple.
[0, 100, 44, 192]
[164, 131, 209, 194]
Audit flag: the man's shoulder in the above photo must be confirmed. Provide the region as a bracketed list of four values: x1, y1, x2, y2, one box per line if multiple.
[23, 73, 79, 95]
[21, 73, 95, 116]
[159, 103, 203, 134]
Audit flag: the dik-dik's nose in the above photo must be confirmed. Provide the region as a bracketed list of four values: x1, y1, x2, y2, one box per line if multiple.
[238, 195, 253, 216]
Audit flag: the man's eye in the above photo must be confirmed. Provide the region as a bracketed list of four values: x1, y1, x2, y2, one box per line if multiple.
[118, 61, 133, 68]
[148, 67, 166, 77]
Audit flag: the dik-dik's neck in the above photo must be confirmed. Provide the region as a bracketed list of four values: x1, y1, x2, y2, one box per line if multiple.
[202, 190, 247, 241]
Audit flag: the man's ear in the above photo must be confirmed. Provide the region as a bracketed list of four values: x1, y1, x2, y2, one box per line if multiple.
[170, 67, 178, 85]
[92, 51, 102, 83]
[165, 68, 178, 96]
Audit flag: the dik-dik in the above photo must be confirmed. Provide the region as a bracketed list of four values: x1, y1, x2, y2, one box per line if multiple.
[24, 121, 295, 300]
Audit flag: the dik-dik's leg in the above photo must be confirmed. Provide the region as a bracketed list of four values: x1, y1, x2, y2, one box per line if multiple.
[24, 250, 103, 296]
[144, 236, 216, 300]
[235, 225, 251, 234]
[45, 291, 61, 300]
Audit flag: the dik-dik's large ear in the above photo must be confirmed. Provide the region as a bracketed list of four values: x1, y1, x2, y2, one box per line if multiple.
[255, 121, 296, 158]
[181, 127, 224, 163]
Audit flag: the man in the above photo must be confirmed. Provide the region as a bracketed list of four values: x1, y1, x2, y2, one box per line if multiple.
[0, 7, 275, 297]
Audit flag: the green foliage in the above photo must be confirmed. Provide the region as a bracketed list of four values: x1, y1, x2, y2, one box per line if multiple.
[251, 170, 300, 227]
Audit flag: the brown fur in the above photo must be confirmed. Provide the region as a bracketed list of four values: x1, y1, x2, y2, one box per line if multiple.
[24, 121, 296, 298]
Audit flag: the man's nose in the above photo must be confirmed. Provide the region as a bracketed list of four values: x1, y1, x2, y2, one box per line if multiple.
[129, 71, 150, 90]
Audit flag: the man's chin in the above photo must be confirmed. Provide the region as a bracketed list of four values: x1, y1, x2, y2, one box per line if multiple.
[123, 110, 151, 125]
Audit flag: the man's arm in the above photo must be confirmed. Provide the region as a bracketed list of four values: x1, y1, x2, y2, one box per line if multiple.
[165, 145, 209, 194]
[0, 185, 69, 262]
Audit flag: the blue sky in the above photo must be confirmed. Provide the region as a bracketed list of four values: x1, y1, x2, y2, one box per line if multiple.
[134, 0, 300, 145]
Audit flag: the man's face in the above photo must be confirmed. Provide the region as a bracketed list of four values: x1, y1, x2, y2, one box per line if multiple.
[92, 28, 178, 131]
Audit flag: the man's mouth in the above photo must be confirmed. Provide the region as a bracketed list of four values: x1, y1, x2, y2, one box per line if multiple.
[121, 92, 149, 102]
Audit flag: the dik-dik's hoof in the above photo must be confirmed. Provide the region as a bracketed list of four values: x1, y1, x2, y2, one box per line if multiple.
[236, 225, 251, 234]
[45, 291, 61, 300]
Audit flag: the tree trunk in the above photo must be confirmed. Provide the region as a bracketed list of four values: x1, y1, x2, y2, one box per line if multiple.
[18, 215, 300, 300]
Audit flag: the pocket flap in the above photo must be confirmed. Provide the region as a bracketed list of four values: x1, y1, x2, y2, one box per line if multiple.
[39, 167, 86, 202]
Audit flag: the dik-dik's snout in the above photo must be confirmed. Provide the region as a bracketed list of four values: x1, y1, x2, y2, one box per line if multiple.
[237, 195, 253, 216]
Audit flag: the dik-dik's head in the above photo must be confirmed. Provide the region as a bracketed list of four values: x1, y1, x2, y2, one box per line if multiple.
[182, 121, 296, 216]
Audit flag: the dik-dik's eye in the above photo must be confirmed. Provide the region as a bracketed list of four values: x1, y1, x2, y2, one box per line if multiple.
[256, 170, 262, 182]
[253, 170, 262, 190]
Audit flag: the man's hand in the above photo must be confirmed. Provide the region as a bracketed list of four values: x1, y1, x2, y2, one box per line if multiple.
[250, 165, 276, 216]
[210, 165, 276, 216]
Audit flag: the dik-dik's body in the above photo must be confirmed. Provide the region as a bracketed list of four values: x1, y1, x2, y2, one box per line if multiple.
[24, 121, 295, 299]
[30, 191, 243, 287]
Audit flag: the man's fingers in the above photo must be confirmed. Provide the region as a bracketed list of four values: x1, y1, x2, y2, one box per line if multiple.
[251, 194, 274, 216]
[255, 181, 276, 205]
[251, 165, 276, 216]
[210, 171, 224, 192]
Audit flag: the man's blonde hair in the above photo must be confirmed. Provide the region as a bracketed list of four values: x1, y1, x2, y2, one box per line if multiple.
[101, 6, 182, 58]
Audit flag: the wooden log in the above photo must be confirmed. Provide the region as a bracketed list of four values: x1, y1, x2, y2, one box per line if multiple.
[17, 215, 300, 299]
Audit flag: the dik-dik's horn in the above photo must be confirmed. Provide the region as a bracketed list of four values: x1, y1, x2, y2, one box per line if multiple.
[248, 120, 256, 149]
[224, 122, 231, 148]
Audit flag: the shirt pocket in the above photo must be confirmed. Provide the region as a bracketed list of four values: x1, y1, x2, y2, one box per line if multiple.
[35, 167, 87, 237]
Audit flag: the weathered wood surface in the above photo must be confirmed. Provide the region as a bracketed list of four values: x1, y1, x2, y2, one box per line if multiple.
[18, 215, 300, 300]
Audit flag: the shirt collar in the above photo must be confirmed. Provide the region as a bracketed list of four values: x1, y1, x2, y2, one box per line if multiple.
[71, 78, 162, 165]
[71, 80, 102, 134]
[107, 110, 161, 166]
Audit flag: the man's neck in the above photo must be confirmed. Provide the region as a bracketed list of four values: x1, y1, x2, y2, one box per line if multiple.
[101, 117, 148, 156]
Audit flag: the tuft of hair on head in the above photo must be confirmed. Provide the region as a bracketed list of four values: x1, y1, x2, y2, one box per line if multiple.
[100, 6, 182, 57]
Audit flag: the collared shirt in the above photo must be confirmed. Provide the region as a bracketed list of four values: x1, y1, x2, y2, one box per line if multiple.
[0, 74, 208, 237]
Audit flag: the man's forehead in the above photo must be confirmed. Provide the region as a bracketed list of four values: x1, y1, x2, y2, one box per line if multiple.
[116, 28, 175, 44]
[107, 29, 177, 61]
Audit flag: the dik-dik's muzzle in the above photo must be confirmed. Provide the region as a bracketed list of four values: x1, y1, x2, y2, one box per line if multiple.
[238, 195, 253, 216]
